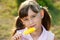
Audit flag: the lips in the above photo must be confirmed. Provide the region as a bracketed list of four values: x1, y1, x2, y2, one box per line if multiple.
[30, 24, 36, 28]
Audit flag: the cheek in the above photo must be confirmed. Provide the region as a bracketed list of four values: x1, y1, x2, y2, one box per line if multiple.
[35, 19, 41, 25]
[23, 21, 29, 27]
[34, 17, 41, 23]
[34, 17, 42, 28]
[21, 19, 30, 28]
[34, 13, 42, 24]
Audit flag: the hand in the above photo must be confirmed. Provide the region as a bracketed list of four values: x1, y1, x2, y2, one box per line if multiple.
[11, 32, 22, 40]
[11, 32, 29, 40]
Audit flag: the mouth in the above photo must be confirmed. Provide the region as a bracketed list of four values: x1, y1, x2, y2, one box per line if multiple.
[29, 24, 36, 28]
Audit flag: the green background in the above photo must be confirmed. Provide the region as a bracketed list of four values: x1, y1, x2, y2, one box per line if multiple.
[0, 0, 60, 40]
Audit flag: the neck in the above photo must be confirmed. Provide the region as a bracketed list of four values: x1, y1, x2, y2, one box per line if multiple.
[30, 26, 43, 39]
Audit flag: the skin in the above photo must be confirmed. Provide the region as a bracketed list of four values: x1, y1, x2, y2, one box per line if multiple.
[21, 8, 44, 40]
[12, 8, 44, 40]
[21, 8, 42, 29]
[11, 8, 56, 40]
[21, 8, 56, 40]
[12, 0, 56, 40]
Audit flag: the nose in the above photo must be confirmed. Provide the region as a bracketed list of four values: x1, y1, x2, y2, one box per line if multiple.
[29, 19, 33, 25]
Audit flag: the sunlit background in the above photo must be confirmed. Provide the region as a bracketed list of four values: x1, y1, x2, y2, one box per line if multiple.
[0, 0, 60, 40]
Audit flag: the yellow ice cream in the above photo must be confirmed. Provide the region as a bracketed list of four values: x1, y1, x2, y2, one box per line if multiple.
[23, 27, 36, 35]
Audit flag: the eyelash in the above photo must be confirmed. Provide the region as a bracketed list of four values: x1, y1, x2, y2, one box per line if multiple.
[32, 15, 36, 18]
[32, 16, 35, 17]
[23, 15, 36, 21]
[24, 19, 28, 21]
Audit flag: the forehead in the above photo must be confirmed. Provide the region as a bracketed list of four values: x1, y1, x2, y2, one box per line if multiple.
[28, 8, 37, 16]
[22, 8, 40, 19]
[19, 4, 40, 18]
[22, 9, 37, 19]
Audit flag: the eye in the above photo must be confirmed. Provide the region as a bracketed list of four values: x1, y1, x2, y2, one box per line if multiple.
[23, 18, 28, 21]
[31, 15, 36, 18]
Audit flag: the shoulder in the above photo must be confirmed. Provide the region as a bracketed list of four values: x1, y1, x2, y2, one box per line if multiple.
[48, 31, 55, 36]
[42, 26, 55, 40]
[47, 31, 55, 40]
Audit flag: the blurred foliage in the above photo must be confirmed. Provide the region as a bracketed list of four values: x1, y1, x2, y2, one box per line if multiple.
[0, 0, 60, 40]
[37, 0, 60, 26]
[16, 0, 60, 25]
[16, 0, 25, 8]
[0, 0, 18, 16]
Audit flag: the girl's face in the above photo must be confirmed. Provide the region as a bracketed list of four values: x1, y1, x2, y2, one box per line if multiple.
[21, 8, 43, 29]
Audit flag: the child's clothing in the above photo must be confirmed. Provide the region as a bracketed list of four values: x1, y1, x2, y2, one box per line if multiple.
[16, 26, 55, 40]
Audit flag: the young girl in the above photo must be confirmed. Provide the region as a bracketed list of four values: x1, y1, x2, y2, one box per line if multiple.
[12, 1, 55, 40]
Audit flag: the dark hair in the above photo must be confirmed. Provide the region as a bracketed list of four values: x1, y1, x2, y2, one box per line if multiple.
[13, 1, 51, 35]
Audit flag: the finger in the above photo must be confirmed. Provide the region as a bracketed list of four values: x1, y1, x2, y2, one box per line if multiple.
[15, 34, 22, 40]
[11, 36, 16, 40]
[18, 36, 22, 40]
[12, 32, 22, 40]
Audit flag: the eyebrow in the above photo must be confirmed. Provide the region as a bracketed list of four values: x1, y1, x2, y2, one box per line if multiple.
[22, 13, 37, 19]
[22, 16, 28, 20]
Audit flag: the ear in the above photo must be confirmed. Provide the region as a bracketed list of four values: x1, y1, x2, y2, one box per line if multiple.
[40, 9, 44, 19]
